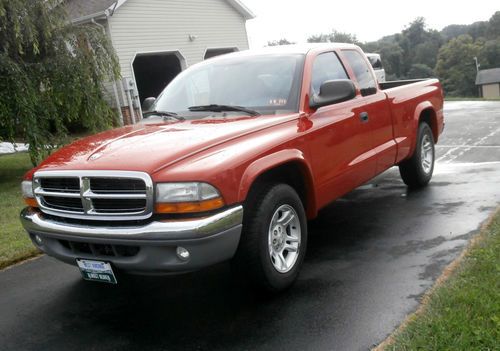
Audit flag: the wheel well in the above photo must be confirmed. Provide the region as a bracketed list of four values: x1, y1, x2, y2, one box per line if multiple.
[419, 108, 438, 142]
[246, 162, 316, 219]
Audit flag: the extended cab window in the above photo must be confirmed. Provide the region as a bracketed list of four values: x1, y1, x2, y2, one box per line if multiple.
[342, 50, 377, 96]
[311, 52, 348, 95]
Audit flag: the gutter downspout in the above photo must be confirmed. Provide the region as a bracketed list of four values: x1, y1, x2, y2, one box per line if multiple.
[90, 18, 124, 126]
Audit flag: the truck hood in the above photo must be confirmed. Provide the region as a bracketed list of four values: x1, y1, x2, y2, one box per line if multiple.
[35, 114, 297, 175]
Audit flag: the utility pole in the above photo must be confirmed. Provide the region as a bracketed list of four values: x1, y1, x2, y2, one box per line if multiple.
[474, 57, 481, 72]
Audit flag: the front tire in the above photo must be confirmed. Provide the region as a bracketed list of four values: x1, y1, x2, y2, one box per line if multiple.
[232, 183, 307, 293]
[399, 122, 435, 188]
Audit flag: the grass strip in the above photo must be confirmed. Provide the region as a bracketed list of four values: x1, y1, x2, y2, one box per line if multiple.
[0, 153, 40, 270]
[376, 209, 500, 351]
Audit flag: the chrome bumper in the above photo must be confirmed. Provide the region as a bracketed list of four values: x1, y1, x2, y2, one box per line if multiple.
[20, 206, 243, 274]
[21, 206, 243, 240]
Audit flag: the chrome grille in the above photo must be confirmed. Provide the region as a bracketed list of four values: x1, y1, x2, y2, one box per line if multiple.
[43, 196, 84, 212]
[90, 178, 146, 193]
[33, 171, 154, 221]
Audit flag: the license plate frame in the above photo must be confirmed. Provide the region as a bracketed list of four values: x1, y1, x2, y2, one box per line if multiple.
[76, 258, 117, 284]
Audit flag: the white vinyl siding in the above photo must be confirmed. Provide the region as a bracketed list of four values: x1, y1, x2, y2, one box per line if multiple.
[108, 0, 249, 79]
[481, 83, 500, 99]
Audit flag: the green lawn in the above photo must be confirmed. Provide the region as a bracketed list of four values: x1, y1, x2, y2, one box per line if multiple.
[0, 153, 39, 269]
[383, 211, 500, 351]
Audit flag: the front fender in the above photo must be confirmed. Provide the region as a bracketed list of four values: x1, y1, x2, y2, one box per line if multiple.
[238, 149, 317, 218]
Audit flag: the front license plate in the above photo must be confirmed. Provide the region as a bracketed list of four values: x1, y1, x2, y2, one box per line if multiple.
[76, 259, 117, 284]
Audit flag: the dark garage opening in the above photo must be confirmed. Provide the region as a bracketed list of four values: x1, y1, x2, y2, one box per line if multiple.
[132, 53, 182, 105]
[204, 48, 237, 60]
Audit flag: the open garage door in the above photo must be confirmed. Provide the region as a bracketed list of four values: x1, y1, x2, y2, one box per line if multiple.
[132, 52, 184, 105]
[204, 47, 238, 60]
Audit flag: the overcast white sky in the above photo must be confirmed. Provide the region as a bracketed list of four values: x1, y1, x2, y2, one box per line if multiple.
[243, 0, 499, 48]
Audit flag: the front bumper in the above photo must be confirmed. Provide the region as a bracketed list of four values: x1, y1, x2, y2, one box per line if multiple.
[20, 206, 243, 274]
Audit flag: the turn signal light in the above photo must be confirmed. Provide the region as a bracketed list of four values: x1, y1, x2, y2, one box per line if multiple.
[24, 198, 38, 208]
[155, 197, 224, 214]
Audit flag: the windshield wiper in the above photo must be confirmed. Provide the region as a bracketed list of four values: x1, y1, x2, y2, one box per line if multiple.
[143, 110, 185, 121]
[188, 104, 260, 116]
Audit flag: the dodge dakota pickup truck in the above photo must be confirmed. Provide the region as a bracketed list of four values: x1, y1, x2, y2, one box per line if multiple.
[20, 44, 444, 291]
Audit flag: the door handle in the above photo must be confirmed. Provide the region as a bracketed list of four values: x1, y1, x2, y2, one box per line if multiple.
[359, 112, 369, 123]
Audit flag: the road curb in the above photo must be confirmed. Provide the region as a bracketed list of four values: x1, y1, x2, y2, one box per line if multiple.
[0, 253, 43, 272]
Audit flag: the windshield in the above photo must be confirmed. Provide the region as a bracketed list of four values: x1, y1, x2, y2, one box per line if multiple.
[150, 53, 305, 118]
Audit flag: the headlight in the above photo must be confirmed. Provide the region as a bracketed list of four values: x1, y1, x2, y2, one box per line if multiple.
[21, 180, 38, 207]
[21, 180, 34, 198]
[155, 182, 224, 213]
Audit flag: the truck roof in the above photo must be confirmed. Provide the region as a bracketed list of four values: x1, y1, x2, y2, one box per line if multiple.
[254, 43, 359, 54]
[206, 43, 360, 62]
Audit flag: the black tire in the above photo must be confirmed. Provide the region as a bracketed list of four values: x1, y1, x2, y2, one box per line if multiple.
[399, 122, 435, 188]
[232, 183, 308, 293]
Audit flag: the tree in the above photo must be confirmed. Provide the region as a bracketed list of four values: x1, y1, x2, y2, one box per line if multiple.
[329, 30, 360, 45]
[414, 41, 441, 69]
[402, 17, 427, 49]
[408, 64, 434, 79]
[378, 42, 405, 78]
[267, 38, 295, 46]
[478, 39, 500, 69]
[397, 18, 443, 77]
[467, 21, 488, 40]
[307, 30, 360, 45]
[0, 0, 120, 165]
[487, 11, 500, 39]
[307, 33, 331, 43]
[441, 24, 469, 40]
[435, 35, 480, 97]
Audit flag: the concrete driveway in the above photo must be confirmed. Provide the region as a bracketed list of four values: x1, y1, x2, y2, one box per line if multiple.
[1, 101, 499, 351]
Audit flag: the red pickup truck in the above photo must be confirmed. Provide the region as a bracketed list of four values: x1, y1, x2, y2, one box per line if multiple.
[21, 44, 444, 291]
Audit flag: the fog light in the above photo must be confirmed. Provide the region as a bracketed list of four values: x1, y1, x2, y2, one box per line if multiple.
[34, 234, 43, 245]
[176, 246, 190, 261]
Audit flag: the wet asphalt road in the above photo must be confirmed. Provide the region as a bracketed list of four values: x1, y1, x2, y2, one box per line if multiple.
[1, 101, 500, 351]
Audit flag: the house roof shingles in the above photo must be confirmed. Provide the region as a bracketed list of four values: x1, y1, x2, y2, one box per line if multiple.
[66, 0, 255, 22]
[66, 0, 118, 20]
[476, 68, 500, 85]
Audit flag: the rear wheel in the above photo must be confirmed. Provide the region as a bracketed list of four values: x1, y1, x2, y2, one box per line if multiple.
[399, 122, 435, 188]
[232, 183, 307, 293]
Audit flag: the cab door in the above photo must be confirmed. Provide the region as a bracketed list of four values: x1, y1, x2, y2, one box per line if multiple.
[340, 49, 397, 175]
[306, 51, 376, 208]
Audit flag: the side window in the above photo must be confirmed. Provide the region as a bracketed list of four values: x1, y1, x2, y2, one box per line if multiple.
[368, 56, 383, 70]
[311, 52, 348, 95]
[343, 50, 377, 96]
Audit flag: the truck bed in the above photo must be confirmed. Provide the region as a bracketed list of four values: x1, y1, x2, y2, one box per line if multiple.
[379, 78, 432, 90]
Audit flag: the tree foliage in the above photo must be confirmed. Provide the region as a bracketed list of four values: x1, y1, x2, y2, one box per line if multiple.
[408, 64, 434, 79]
[267, 38, 295, 46]
[435, 35, 480, 97]
[0, 0, 120, 165]
[307, 30, 360, 45]
[301, 12, 500, 97]
[478, 38, 500, 69]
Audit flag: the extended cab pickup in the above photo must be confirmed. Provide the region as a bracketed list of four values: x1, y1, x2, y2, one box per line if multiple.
[20, 44, 444, 291]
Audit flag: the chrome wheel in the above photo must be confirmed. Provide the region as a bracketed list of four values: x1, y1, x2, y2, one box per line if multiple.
[420, 133, 434, 174]
[268, 204, 301, 273]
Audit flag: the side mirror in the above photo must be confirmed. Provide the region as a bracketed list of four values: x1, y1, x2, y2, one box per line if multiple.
[310, 79, 356, 109]
[142, 97, 156, 112]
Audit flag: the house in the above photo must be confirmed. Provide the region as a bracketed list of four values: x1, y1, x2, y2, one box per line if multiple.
[67, 0, 255, 124]
[476, 68, 500, 99]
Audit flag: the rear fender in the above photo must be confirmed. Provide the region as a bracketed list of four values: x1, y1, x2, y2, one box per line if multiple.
[408, 102, 437, 156]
